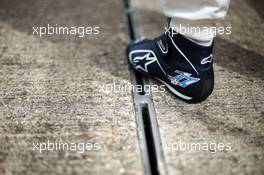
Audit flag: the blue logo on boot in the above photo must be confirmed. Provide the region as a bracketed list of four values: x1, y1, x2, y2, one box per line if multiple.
[168, 70, 200, 88]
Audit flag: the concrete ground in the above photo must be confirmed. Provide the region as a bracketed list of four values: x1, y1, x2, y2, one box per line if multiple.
[0, 0, 142, 175]
[0, 0, 263, 175]
[133, 0, 264, 175]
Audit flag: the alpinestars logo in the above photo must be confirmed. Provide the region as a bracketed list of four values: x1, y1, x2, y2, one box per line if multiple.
[201, 54, 213, 65]
[129, 50, 166, 75]
[168, 70, 200, 88]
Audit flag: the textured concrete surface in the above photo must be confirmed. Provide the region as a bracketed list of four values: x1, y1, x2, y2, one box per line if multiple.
[133, 0, 264, 175]
[1, 0, 264, 175]
[0, 0, 143, 175]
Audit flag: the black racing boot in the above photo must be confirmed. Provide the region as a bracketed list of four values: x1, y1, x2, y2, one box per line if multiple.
[127, 28, 214, 102]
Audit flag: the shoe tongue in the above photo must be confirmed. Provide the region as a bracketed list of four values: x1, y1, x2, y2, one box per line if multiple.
[155, 33, 169, 57]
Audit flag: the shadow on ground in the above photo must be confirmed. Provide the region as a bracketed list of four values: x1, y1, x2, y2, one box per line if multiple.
[214, 38, 264, 80]
[0, 0, 128, 80]
[246, 0, 264, 19]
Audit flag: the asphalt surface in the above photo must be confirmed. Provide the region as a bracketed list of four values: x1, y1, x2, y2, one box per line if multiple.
[0, 0, 263, 175]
